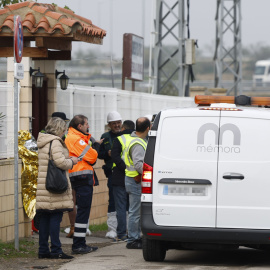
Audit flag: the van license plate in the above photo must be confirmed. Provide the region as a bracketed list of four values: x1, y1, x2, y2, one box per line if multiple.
[163, 185, 207, 196]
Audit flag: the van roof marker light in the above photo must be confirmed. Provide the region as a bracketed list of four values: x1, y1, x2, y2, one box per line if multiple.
[200, 103, 242, 111]
[200, 107, 242, 111]
[195, 95, 270, 107]
[210, 103, 236, 108]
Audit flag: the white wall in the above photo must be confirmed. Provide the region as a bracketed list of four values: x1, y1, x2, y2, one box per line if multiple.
[0, 82, 14, 158]
[0, 82, 195, 159]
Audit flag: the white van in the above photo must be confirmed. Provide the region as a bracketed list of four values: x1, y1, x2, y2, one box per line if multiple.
[141, 95, 270, 262]
[253, 60, 270, 87]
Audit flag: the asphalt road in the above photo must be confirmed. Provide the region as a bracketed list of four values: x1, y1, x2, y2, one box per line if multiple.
[58, 242, 270, 270]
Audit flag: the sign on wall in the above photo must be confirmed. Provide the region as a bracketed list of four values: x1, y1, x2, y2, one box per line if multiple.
[122, 33, 144, 81]
[14, 63, 24, 80]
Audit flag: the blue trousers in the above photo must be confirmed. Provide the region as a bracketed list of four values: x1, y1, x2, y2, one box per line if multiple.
[107, 175, 116, 213]
[38, 211, 63, 255]
[125, 176, 141, 243]
[72, 185, 93, 249]
[113, 185, 129, 238]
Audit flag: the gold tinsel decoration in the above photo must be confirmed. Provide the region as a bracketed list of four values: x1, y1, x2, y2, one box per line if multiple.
[18, 130, 38, 220]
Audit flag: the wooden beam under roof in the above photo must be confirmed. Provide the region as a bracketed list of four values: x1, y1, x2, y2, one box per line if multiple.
[0, 39, 31, 47]
[35, 37, 72, 51]
[0, 47, 71, 60]
[0, 32, 74, 38]
[0, 47, 48, 58]
[0, 33, 103, 45]
[33, 50, 71, 61]
[0, 39, 13, 47]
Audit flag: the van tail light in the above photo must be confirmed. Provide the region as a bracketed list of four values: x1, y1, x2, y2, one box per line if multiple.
[142, 163, 153, 194]
[147, 233, 162, 237]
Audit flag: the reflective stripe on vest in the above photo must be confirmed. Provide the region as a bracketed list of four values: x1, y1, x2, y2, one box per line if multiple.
[77, 145, 90, 161]
[124, 137, 147, 177]
[69, 144, 91, 177]
[69, 169, 94, 177]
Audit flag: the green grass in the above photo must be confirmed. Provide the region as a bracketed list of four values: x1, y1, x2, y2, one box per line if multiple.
[61, 223, 108, 233]
[89, 223, 108, 232]
[0, 239, 36, 259]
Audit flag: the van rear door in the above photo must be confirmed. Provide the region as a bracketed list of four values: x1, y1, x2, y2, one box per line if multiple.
[152, 109, 220, 227]
[217, 111, 270, 229]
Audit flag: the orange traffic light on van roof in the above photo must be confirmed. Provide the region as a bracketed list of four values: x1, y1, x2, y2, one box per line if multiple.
[195, 95, 270, 106]
[195, 95, 235, 105]
[251, 97, 270, 106]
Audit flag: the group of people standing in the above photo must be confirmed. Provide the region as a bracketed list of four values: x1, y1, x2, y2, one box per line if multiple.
[99, 112, 150, 249]
[35, 110, 151, 259]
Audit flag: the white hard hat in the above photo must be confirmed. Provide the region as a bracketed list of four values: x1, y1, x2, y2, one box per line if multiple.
[107, 111, 122, 123]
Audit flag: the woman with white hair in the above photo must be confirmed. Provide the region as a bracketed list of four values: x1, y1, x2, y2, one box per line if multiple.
[36, 117, 78, 259]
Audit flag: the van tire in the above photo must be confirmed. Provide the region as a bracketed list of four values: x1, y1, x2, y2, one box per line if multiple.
[142, 236, 166, 262]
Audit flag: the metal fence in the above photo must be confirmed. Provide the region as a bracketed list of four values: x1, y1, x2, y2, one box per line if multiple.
[0, 82, 196, 158]
[57, 84, 195, 139]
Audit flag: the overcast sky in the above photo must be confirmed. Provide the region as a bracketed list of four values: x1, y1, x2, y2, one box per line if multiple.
[41, 0, 270, 59]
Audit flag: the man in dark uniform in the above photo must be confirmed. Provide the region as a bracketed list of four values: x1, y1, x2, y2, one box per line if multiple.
[98, 111, 122, 238]
[65, 114, 103, 254]
[111, 120, 135, 242]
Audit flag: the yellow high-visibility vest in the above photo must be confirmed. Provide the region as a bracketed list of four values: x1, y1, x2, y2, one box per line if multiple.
[124, 137, 147, 177]
[112, 134, 131, 169]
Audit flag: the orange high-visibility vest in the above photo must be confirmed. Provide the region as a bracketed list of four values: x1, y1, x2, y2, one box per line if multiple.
[65, 127, 98, 178]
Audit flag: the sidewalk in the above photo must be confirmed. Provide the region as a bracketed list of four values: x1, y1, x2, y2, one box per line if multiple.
[31, 231, 111, 245]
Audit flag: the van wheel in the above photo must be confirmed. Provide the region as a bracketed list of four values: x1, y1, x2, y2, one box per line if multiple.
[142, 236, 166, 262]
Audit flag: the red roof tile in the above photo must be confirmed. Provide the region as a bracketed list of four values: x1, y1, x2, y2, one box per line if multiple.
[0, 8, 9, 15]
[28, 2, 36, 9]
[32, 5, 49, 14]
[51, 23, 65, 34]
[46, 11, 63, 21]
[0, 14, 14, 31]
[57, 7, 74, 17]
[5, 1, 29, 11]
[57, 6, 92, 25]
[72, 14, 92, 26]
[23, 12, 36, 26]
[2, 17, 14, 31]
[0, 1, 106, 43]
[35, 16, 50, 33]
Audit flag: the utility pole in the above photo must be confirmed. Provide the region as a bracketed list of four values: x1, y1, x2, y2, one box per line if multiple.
[214, 0, 242, 95]
[153, 0, 186, 96]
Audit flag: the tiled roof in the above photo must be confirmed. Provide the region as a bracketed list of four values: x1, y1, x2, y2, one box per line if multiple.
[0, 1, 106, 43]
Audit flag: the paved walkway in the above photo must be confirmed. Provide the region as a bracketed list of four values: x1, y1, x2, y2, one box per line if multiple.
[33, 232, 270, 270]
[32, 231, 110, 246]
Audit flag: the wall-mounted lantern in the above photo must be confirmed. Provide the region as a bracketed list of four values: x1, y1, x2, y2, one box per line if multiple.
[55, 70, 69, 90]
[29, 67, 44, 88]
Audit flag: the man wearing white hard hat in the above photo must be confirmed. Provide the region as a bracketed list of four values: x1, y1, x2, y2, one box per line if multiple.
[98, 111, 122, 238]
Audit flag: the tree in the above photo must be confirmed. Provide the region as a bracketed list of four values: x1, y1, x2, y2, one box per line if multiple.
[0, 1, 72, 11]
[0, 0, 26, 8]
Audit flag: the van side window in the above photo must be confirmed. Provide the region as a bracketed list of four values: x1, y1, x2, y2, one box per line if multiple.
[254, 66, 265, 75]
